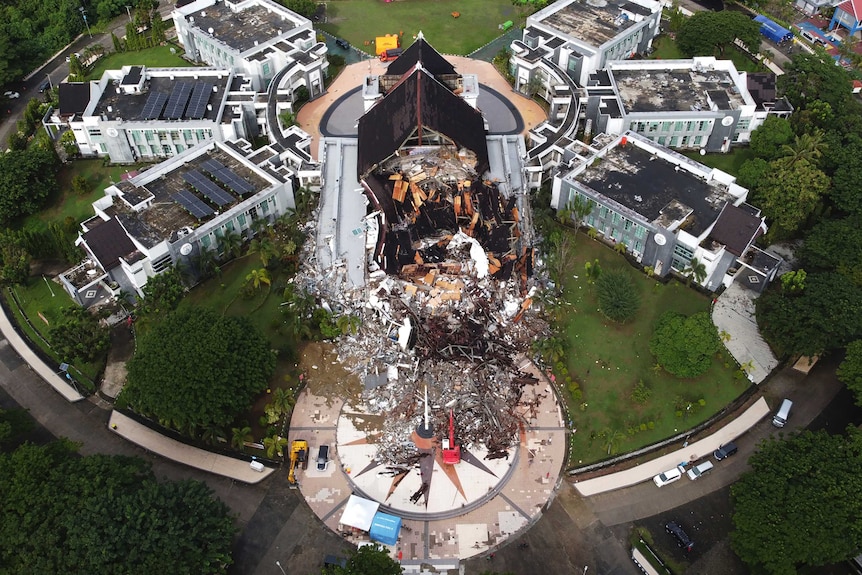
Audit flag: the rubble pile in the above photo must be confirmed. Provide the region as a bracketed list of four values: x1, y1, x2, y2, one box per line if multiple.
[299, 146, 551, 467]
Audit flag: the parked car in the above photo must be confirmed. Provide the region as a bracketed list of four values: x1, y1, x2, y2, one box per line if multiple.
[686, 460, 714, 480]
[3, 91, 19, 99]
[317, 444, 329, 470]
[772, 398, 793, 428]
[335, 38, 350, 50]
[39, 80, 51, 93]
[713, 441, 738, 461]
[653, 466, 682, 487]
[665, 521, 694, 551]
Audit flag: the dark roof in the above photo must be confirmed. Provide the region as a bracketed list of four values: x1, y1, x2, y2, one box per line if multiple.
[357, 68, 489, 178]
[121, 66, 143, 85]
[708, 203, 763, 257]
[82, 218, 138, 271]
[386, 37, 456, 78]
[58, 83, 91, 116]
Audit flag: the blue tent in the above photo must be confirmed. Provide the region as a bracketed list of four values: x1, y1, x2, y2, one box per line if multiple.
[754, 15, 792, 44]
[369, 512, 402, 546]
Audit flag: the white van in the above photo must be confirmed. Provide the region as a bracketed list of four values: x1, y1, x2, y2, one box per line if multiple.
[772, 398, 793, 428]
[687, 460, 714, 480]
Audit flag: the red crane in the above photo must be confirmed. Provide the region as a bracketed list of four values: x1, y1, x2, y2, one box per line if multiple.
[442, 409, 461, 464]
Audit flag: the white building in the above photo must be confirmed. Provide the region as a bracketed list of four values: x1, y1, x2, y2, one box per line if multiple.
[172, 0, 328, 94]
[583, 57, 762, 153]
[44, 66, 263, 163]
[510, 0, 663, 89]
[62, 138, 313, 304]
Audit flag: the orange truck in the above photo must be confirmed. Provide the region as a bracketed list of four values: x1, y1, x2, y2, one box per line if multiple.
[375, 34, 400, 57]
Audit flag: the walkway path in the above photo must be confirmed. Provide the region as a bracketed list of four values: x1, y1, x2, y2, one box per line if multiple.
[573, 397, 770, 496]
[108, 411, 275, 484]
[712, 283, 779, 384]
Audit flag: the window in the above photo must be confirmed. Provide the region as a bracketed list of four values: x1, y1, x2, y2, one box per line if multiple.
[145, 131, 154, 142]
[694, 136, 703, 146]
[658, 136, 666, 146]
[238, 213, 247, 227]
[226, 221, 235, 233]
[151, 254, 173, 274]
[612, 212, 621, 225]
[670, 136, 679, 147]
[262, 62, 272, 77]
[587, 215, 595, 227]
[674, 121, 684, 131]
[201, 235, 211, 248]
[634, 240, 644, 253]
[599, 206, 608, 219]
[624, 219, 632, 231]
[131, 131, 141, 144]
[634, 224, 647, 239]
[661, 121, 672, 132]
[162, 145, 171, 155]
[87, 128, 102, 137]
[183, 130, 192, 140]
[260, 200, 269, 214]
[672, 243, 695, 271]
[648, 122, 658, 133]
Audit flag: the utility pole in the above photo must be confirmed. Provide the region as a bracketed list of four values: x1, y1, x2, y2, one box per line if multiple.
[79, 7, 92, 38]
[46, 73, 53, 91]
[275, 561, 287, 575]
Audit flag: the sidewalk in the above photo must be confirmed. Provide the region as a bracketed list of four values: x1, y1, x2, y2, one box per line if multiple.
[108, 411, 275, 484]
[0, 298, 84, 402]
[712, 283, 778, 384]
[573, 397, 770, 496]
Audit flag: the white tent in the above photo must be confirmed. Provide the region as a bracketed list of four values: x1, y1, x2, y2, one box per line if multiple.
[339, 495, 380, 531]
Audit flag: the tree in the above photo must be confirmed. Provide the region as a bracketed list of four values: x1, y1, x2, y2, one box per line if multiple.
[139, 267, 185, 316]
[756, 272, 862, 357]
[218, 230, 243, 261]
[0, 241, 30, 286]
[677, 11, 761, 57]
[281, 0, 316, 18]
[596, 268, 640, 323]
[121, 306, 276, 431]
[0, 147, 60, 225]
[748, 116, 794, 161]
[682, 257, 707, 287]
[584, 258, 602, 284]
[231, 425, 253, 451]
[245, 267, 271, 291]
[650, 311, 720, 378]
[838, 340, 862, 407]
[326, 543, 403, 575]
[60, 129, 80, 156]
[778, 52, 855, 117]
[777, 131, 827, 168]
[798, 216, 862, 282]
[735, 158, 770, 190]
[0, 441, 236, 573]
[750, 158, 830, 242]
[263, 435, 287, 458]
[731, 429, 862, 574]
[48, 306, 110, 363]
[780, 269, 806, 293]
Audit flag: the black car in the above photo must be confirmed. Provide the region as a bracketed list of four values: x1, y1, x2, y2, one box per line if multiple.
[713, 441, 738, 461]
[317, 444, 329, 470]
[665, 521, 694, 552]
[39, 80, 51, 93]
[335, 38, 350, 50]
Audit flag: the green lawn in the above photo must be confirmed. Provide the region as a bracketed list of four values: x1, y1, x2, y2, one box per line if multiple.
[5, 279, 102, 390]
[558, 235, 747, 464]
[683, 147, 755, 177]
[317, 0, 520, 55]
[18, 160, 145, 233]
[86, 45, 191, 80]
[650, 35, 765, 73]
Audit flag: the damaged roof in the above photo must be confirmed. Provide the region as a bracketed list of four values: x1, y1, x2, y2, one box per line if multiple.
[357, 68, 489, 178]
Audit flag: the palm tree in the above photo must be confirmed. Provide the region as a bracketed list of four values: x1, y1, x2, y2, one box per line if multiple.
[218, 230, 243, 261]
[271, 387, 296, 419]
[683, 257, 707, 287]
[245, 268, 271, 291]
[249, 237, 279, 268]
[201, 424, 226, 445]
[614, 241, 627, 255]
[231, 426, 253, 452]
[719, 330, 731, 343]
[194, 247, 220, 280]
[778, 132, 827, 167]
[263, 435, 288, 459]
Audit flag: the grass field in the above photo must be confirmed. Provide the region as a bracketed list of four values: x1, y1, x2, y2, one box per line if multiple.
[683, 147, 755, 177]
[317, 0, 521, 55]
[650, 35, 765, 73]
[18, 160, 145, 233]
[6, 279, 102, 389]
[86, 45, 190, 80]
[558, 235, 747, 464]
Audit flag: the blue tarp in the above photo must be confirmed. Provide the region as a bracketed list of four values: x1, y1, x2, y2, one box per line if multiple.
[369, 512, 402, 546]
[754, 15, 793, 43]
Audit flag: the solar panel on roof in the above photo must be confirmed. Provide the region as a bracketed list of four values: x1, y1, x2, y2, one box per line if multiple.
[172, 190, 214, 219]
[201, 158, 227, 174]
[141, 92, 168, 120]
[164, 82, 193, 120]
[183, 170, 235, 207]
[185, 82, 213, 119]
[221, 167, 255, 195]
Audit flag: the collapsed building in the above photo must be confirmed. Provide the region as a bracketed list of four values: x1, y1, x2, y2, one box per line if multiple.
[302, 37, 548, 496]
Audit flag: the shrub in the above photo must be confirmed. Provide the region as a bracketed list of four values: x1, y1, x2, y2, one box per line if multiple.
[650, 311, 720, 378]
[596, 268, 641, 323]
[631, 379, 652, 404]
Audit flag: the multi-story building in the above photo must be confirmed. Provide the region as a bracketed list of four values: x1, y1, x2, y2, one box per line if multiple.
[61, 138, 311, 305]
[552, 131, 777, 292]
[44, 66, 258, 163]
[583, 58, 763, 153]
[510, 0, 663, 89]
[173, 0, 328, 94]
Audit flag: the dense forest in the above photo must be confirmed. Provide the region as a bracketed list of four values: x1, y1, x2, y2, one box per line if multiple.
[0, 0, 156, 86]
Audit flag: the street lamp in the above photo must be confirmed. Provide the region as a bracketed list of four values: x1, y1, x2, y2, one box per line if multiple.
[46, 73, 53, 91]
[275, 561, 287, 575]
[125, 5, 133, 22]
[79, 7, 92, 38]
[583, 567, 588, 575]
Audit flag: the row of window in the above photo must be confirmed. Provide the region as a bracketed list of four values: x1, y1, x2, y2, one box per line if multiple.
[671, 242, 695, 271]
[630, 120, 713, 134]
[130, 129, 212, 145]
[199, 199, 275, 250]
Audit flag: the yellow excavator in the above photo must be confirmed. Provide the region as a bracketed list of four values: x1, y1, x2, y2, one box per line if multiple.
[287, 439, 308, 486]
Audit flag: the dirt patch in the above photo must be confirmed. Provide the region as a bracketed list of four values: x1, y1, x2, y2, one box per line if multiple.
[100, 323, 135, 399]
[297, 341, 362, 404]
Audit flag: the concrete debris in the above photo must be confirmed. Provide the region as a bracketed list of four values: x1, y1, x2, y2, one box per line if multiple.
[296, 146, 552, 468]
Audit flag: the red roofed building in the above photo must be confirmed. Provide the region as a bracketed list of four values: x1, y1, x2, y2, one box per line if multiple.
[829, 0, 862, 37]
